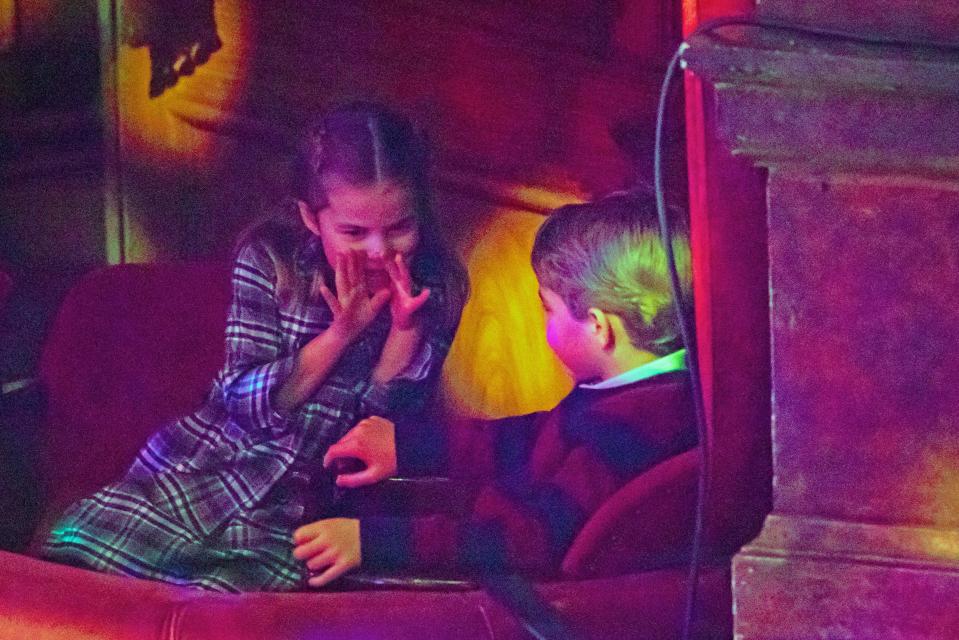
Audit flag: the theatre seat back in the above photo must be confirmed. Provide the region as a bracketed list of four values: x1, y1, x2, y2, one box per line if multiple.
[562, 449, 699, 577]
[35, 262, 232, 545]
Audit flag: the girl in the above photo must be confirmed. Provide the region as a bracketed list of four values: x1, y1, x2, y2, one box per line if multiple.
[42, 102, 469, 593]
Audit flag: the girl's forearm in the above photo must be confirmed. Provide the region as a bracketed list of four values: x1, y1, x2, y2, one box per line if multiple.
[371, 323, 424, 385]
[274, 327, 352, 412]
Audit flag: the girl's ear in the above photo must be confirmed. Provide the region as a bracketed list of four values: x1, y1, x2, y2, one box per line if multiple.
[297, 200, 322, 237]
[587, 308, 614, 351]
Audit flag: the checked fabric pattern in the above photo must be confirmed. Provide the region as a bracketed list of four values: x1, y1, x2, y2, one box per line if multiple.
[43, 236, 453, 592]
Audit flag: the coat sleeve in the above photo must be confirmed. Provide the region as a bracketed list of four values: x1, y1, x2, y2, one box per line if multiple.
[354, 285, 459, 421]
[358, 475, 608, 576]
[391, 406, 545, 482]
[359, 415, 616, 576]
[217, 241, 297, 435]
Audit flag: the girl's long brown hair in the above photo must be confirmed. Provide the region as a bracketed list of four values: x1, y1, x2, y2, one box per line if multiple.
[237, 101, 469, 333]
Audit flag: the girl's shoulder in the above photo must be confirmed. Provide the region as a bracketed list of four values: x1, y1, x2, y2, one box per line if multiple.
[233, 202, 317, 273]
[233, 230, 317, 276]
[233, 238, 277, 279]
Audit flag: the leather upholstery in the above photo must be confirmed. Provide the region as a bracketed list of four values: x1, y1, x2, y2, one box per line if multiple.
[0, 550, 734, 640]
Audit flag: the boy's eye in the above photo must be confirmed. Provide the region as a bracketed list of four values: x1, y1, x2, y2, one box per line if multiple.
[341, 228, 367, 238]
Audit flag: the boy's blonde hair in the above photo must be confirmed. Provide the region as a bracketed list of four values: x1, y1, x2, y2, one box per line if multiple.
[531, 190, 691, 356]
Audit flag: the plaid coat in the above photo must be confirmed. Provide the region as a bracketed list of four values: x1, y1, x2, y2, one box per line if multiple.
[43, 237, 456, 592]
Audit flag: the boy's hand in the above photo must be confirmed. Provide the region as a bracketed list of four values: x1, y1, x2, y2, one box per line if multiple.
[320, 251, 391, 343]
[293, 518, 361, 588]
[324, 416, 397, 488]
[385, 253, 430, 331]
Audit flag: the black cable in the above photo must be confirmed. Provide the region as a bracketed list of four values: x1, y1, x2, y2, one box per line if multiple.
[657, 14, 959, 640]
[654, 38, 706, 640]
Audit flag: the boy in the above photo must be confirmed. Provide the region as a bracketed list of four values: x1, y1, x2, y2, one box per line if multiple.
[293, 190, 696, 587]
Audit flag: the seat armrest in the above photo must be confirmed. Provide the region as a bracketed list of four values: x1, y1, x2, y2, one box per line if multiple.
[334, 476, 473, 517]
[331, 477, 481, 591]
[336, 572, 477, 591]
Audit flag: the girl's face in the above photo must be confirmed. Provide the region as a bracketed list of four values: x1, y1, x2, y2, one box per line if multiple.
[299, 180, 420, 291]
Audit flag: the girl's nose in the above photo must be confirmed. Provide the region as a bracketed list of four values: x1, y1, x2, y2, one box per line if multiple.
[366, 236, 387, 261]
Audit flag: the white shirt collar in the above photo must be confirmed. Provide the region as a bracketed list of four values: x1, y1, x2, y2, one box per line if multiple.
[578, 349, 687, 390]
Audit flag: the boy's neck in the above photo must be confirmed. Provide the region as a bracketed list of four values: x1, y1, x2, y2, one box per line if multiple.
[596, 347, 659, 382]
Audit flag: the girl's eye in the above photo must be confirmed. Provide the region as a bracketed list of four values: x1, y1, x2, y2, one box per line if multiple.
[387, 218, 416, 235]
[387, 226, 413, 238]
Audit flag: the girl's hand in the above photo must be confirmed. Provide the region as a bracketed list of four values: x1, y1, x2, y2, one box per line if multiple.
[385, 253, 430, 331]
[320, 251, 391, 343]
[293, 518, 361, 588]
[324, 416, 397, 488]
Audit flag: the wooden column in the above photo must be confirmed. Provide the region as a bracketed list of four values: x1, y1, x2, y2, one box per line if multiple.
[684, 6, 959, 638]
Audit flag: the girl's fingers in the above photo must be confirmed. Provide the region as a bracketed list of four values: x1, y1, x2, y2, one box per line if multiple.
[348, 251, 364, 293]
[407, 287, 431, 313]
[339, 286, 359, 311]
[292, 537, 328, 561]
[305, 547, 339, 571]
[292, 523, 316, 544]
[307, 560, 351, 588]
[335, 466, 379, 489]
[323, 440, 361, 468]
[318, 285, 340, 313]
[384, 257, 401, 287]
[395, 253, 412, 287]
[369, 288, 391, 315]
[386, 254, 412, 293]
[292, 521, 326, 545]
[333, 253, 347, 299]
[342, 251, 354, 291]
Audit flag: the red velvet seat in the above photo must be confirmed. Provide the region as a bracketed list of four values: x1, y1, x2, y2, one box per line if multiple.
[0, 260, 770, 639]
[31, 262, 232, 550]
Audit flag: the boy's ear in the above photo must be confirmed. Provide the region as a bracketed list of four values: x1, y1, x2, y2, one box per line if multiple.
[587, 307, 614, 351]
[297, 200, 322, 237]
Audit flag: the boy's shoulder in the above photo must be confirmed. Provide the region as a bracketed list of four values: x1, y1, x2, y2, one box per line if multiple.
[561, 370, 690, 408]
[554, 371, 696, 459]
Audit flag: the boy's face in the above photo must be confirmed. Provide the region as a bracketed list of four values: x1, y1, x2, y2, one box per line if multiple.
[539, 286, 601, 383]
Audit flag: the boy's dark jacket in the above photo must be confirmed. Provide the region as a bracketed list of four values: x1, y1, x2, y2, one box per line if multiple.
[360, 370, 696, 575]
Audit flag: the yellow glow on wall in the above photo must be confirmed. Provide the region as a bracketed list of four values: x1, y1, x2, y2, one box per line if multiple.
[920, 530, 959, 562]
[916, 441, 959, 530]
[441, 208, 576, 419]
[109, 1, 255, 262]
[115, 1, 252, 168]
[507, 184, 589, 212]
